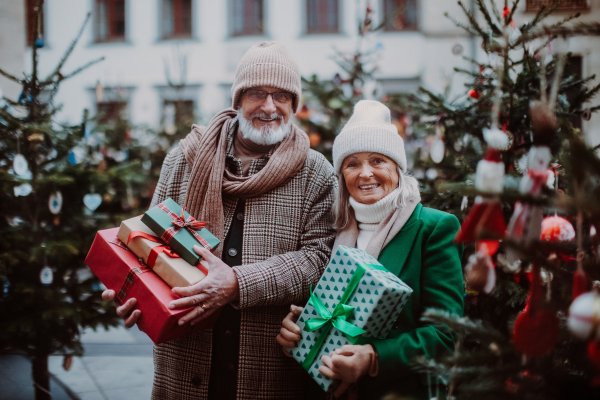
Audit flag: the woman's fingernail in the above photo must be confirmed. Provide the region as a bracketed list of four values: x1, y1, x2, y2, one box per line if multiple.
[169, 303, 174, 309]
[193, 245, 201, 252]
[179, 320, 185, 326]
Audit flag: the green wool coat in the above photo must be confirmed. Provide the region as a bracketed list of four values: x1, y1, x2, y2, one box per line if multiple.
[358, 203, 465, 399]
[305, 203, 464, 399]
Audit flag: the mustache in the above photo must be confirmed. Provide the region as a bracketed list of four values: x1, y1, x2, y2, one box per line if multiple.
[252, 112, 283, 121]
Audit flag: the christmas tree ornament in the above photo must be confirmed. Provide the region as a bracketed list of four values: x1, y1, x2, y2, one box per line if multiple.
[328, 97, 344, 109]
[342, 84, 353, 99]
[452, 43, 464, 55]
[83, 193, 102, 212]
[455, 146, 506, 243]
[308, 132, 321, 147]
[461, 196, 468, 211]
[13, 154, 29, 177]
[40, 266, 53, 285]
[464, 249, 496, 293]
[488, 52, 499, 68]
[509, 27, 521, 45]
[540, 216, 575, 242]
[333, 73, 343, 87]
[2, 277, 9, 298]
[430, 138, 445, 164]
[482, 127, 510, 150]
[13, 183, 32, 197]
[34, 36, 45, 48]
[6, 217, 24, 227]
[468, 89, 480, 99]
[68, 147, 86, 165]
[53, 216, 60, 226]
[425, 168, 438, 180]
[48, 191, 63, 215]
[513, 264, 559, 357]
[582, 108, 592, 121]
[95, 80, 103, 103]
[27, 131, 45, 142]
[143, 160, 152, 171]
[296, 104, 310, 119]
[568, 291, 600, 341]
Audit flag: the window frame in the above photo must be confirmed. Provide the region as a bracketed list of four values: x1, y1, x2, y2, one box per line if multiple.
[160, 0, 194, 40]
[305, 0, 341, 35]
[525, 0, 589, 12]
[380, 0, 419, 32]
[229, 0, 265, 37]
[94, 0, 127, 43]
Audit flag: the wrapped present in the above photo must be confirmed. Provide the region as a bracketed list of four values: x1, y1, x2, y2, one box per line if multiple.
[117, 216, 209, 288]
[86, 227, 219, 344]
[287, 246, 413, 391]
[141, 198, 221, 266]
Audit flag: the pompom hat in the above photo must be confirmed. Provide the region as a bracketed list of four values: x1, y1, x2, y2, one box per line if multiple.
[231, 41, 302, 112]
[332, 100, 407, 173]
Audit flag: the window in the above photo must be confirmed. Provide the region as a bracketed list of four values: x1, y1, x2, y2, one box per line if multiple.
[97, 101, 127, 125]
[382, 0, 418, 31]
[526, 0, 589, 12]
[230, 0, 263, 36]
[161, 0, 192, 39]
[306, 0, 339, 34]
[162, 100, 195, 130]
[95, 0, 126, 42]
[26, 0, 44, 47]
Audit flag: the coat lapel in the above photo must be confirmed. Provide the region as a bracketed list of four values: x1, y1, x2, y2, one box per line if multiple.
[382, 204, 424, 276]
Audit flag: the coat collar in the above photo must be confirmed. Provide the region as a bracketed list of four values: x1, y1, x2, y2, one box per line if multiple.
[381, 203, 424, 276]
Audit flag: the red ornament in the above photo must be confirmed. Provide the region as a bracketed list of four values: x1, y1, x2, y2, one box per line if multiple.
[540, 216, 575, 242]
[502, 6, 510, 19]
[455, 201, 506, 243]
[468, 89, 480, 99]
[513, 265, 559, 357]
[589, 341, 600, 386]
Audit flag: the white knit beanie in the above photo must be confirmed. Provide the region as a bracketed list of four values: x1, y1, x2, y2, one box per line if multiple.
[231, 41, 302, 112]
[332, 100, 407, 173]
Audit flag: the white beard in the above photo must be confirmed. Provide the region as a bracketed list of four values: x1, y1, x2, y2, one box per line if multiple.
[237, 109, 294, 146]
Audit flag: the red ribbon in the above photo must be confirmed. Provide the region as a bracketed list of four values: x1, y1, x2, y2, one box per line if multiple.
[157, 204, 213, 251]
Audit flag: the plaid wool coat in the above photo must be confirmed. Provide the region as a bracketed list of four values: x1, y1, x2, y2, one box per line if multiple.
[149, 129, 337, 400]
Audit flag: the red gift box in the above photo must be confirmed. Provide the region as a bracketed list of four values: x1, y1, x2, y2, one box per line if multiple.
[86, 227, 219, 344]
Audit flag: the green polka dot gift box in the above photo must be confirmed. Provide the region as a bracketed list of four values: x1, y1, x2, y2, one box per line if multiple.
[286, 245, 413, 392]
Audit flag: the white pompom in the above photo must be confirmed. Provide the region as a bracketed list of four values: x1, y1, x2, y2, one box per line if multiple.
[482, 128, 509, 149]
[568, 292, 600, 341]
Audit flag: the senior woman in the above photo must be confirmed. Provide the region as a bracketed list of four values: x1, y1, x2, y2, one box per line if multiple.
[277, 100, 464, 400]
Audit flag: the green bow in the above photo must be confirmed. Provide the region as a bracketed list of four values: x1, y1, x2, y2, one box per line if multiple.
[300, 262, 385, 371]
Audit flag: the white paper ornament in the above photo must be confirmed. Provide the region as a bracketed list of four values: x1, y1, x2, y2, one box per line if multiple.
[83, 193, 102, 211]
[568, 291, 600, 341]
[49, 191, 63, 215]
[488, 52, 499, 68]
[461, 196, 469, 211]
[430, 139, 445, 164]
[516, 153, 529, 174]
[40, 266, 54, 285]
[342, 84, 353, 98]
[13, 154, 29, 176]
[13, 183, 32, 197]
[142, 160, 152, 171]
[509, 27, 521, 45]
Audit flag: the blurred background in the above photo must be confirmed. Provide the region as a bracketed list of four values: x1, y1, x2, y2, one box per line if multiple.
[1, 1, 600, 399]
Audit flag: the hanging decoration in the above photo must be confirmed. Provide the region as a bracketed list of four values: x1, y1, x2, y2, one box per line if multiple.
[568, 291, 600, 341]
[13, 154, 29, 177]
[48, 191, 63, 215]
[13, 183, 33, 197]
[430, 121, 445, 164]
[83, 193, 102, 212]
[540, 216, 575, 242]
[40, 266, 54, 285]
[464, 245, 496, 294]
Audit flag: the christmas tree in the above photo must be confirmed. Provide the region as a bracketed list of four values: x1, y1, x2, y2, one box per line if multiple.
[0, 7, 144, 399]
[381, 1, 600, 398]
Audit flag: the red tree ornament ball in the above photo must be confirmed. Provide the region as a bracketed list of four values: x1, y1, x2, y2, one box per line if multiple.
[540, 215, 575, 242]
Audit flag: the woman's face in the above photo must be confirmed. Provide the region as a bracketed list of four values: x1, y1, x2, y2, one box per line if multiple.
[342, 152, 399, 205]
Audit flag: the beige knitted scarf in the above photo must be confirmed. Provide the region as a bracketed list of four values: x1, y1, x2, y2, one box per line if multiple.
[179, 107, 310, 257]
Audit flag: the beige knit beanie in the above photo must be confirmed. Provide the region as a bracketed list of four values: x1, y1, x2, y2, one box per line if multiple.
[332, 100, 407, 173]
[231, 41, 302, 112]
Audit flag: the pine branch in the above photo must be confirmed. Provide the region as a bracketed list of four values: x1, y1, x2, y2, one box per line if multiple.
[457, 1, 488, 38]
[476, 0, 502, 35]
[42, 13, 92, 84]
[421, 309, 507, 342]
[445, 12, 481, 36]
[60, 57, 105, 81]
[505, 0, 520, 27]
[488, 0, 503, 23]
[0, 68, 22, 84]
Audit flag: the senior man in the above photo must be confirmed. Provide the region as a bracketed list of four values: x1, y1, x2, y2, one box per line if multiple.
[102, 41, 337, 399]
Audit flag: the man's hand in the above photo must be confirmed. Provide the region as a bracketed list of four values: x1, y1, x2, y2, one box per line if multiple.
[275, 305, 303, 356]
[101, 290, 141, 328]
[169, 245, 240, 326]
[319, 344, 379, 398]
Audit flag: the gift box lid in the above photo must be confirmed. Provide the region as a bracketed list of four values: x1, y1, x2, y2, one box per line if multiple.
[141, 198, 221, 266]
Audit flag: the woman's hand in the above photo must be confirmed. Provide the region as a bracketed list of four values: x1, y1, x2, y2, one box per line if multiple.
[101, 290, 141, 328]
[319, 344, 379, 398]
[275, 305, 304, 356]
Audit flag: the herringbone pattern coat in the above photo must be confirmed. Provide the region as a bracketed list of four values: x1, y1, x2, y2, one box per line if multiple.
[149, 130, 337, 399]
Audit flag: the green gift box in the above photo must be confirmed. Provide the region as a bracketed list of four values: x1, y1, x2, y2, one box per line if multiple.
[286, 246, 413, 392]
[141, 198, 221, 266]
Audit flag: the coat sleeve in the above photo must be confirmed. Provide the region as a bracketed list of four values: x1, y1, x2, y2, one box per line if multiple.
[369, 213, 464, 384]
[149, 147, 183, 208]
[231, 160, 338, 308]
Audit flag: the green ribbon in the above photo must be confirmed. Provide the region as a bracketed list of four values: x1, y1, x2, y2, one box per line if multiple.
[301, 262, 386, 371]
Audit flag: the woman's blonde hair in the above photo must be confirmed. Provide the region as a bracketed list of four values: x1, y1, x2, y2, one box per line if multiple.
[332, 166, 420, 230]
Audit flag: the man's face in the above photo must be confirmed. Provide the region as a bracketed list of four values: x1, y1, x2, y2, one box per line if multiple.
[239, 86, 294, 131]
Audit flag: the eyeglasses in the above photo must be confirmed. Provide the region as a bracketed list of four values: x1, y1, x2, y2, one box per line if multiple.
[244, 89, 293, 105]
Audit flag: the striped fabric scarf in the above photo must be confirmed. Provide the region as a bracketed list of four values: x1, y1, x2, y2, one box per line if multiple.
[179, 107, 310, 257]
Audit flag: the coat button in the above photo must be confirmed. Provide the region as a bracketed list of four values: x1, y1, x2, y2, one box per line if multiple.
[228, 248, 238, 257]
[191, 376, 202, 387]
[236, 212, 244, 221]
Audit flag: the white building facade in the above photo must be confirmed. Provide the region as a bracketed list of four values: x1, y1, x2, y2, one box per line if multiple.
[16, 0, 600, 145]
